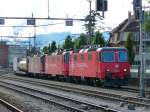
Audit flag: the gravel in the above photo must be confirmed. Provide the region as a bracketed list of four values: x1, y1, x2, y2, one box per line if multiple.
[0, 73, 150, 112]
[0, 103, 12, 112]
[0, 87, 70, 112]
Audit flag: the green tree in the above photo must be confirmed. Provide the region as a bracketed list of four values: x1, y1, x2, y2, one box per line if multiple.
[125, 33, 135, 64]
[63, 35, 74, 49]
[42, 41, 57, 54]
[84, 10, 103, 37]
[144, 12, 150, 32]
[77, 33, 87, 48]
[47, 43, 51, 53]
[145, 0, 150, 3]
[73, 34, 88, 49]
[73, 38, 79, 49]
[93, 31, 105, 46]
[50, 41, 57, 53]
[42, 46, 49, 54]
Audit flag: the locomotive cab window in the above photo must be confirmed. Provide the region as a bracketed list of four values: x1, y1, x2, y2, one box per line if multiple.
[118, 51, 128, 62]
[101, 51, 114, 62]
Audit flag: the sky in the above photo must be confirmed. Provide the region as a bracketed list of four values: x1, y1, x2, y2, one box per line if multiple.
[0, 0, 148, 37]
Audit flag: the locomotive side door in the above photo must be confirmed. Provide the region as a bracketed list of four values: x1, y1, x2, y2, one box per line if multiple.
[41, 55, 45, 73]
[96, 51, 101, 78]
[63, 52, 70, 76]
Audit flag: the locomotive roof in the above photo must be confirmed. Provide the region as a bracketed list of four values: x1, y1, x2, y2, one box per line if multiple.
[73, 47, 127, 53]
[73, 49, 81, 53]
[96, 47, 127, 51]
[62, 51, 73, 55]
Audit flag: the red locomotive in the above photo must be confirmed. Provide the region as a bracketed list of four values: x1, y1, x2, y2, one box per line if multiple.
[14, 47, 130, 87]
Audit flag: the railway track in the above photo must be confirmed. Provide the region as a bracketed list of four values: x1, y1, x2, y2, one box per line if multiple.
[15, 72, 150, 95]
[2, 72, 149, 95]
[122, 86, 150, 95]
[0, 78, 118, 112]
[0, 99, 23, 112]
[1, 75, 150, 109]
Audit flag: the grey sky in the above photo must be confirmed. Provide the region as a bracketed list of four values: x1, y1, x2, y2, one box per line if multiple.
[0, 0, 146, 36]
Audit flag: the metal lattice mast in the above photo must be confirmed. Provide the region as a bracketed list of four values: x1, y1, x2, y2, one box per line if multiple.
[139, 0, 145, 97]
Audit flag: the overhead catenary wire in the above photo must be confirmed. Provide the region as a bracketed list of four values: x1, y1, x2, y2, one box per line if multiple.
[0, 22, 65, 27]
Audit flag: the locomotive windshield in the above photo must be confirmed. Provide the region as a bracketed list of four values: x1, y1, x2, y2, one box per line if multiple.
[102, 51, 114, 62]
[101, 49, 128, 62]
[118, 51, 128, 62]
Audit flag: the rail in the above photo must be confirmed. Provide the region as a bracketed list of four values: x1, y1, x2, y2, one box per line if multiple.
[0, 99, 23, 112]
[1, 75, 150, 108]
[0, 81, 118, 112]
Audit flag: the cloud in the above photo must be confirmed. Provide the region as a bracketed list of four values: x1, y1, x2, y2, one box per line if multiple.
[104, 0, 133, 28]
[0, 0, 136, 36]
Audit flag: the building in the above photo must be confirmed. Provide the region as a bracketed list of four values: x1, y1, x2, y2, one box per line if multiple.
[109, 12, 150, 66]
[0, 42, 9, 67]
[8, 45, 27, 67]
[0, 41, 27, 67]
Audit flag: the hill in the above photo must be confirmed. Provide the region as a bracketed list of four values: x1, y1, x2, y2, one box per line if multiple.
[32, 32, 76, 47]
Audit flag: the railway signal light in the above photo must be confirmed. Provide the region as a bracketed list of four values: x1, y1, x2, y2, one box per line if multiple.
[133, 0, 140, 8]
[135, 9, 144, 20]
[96, 0, 108, 11]
[135, 9, 140, 19]
[133, 0, 143, 20]
[27, 19, 36, 25]
[0, 18, 5, 25]
[65, 19, 73, 26]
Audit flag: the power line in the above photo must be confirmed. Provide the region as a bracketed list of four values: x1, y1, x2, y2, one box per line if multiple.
[0, 36, 33, 38]
[0, 22, 64, 27]
[0, 16, 86, 21]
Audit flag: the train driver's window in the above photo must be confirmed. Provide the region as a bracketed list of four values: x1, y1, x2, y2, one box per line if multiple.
[118, 51, 128, 62]
[102, 51, 114, 62]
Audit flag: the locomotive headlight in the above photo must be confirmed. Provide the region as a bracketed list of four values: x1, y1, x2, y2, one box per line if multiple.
[106, 69, 110, 72]
[123, 68, 127, 72]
